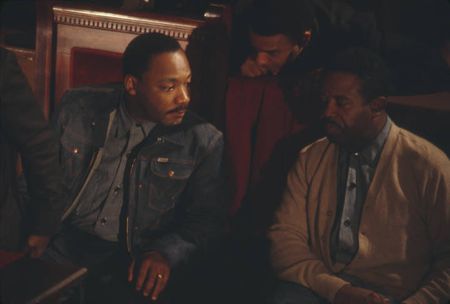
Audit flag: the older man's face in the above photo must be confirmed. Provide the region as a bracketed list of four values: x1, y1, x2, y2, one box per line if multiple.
[320, 72, 374, 148]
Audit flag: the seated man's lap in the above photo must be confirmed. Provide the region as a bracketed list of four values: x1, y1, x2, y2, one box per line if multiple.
[267, 280, 328, 304]
[42, 227, 131, 302]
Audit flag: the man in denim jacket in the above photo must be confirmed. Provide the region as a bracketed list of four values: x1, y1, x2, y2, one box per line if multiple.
[45, 33, 226, 302]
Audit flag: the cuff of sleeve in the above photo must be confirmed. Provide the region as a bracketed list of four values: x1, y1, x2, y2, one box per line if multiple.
[142, 233, 196, 268]
[310, 273, 351, 303]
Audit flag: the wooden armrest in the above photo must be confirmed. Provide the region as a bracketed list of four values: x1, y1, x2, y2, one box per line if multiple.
[0, 256, 87, 304]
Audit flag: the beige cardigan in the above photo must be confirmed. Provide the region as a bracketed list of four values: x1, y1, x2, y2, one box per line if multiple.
[269, 124, 450, 303]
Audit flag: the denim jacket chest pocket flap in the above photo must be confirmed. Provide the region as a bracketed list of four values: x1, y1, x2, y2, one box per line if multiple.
[60, 135, 93, 190]
[143, 157, 194, 212]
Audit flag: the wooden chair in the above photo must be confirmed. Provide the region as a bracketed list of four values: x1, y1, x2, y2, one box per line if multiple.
[0, 251, 87, 304]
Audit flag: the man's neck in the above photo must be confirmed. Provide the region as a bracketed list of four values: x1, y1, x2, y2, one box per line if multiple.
[344, 115, 388, 152]
[124, 96, 154, 125]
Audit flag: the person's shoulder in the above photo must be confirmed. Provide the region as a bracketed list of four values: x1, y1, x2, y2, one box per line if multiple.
[59, 83, 122, 114]
[396, 126, 449, 168]
[182, 111, 223, 148]
[299, 137, 331, 157]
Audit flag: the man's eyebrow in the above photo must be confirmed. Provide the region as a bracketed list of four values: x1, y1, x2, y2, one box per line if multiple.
[336, 95, 351, 101]
[256, 47, 278, 53]
[158, 78, 177, 83]
[158, 74, 192, 83]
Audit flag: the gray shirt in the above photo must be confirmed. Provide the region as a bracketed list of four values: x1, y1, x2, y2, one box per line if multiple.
[70, 100, 155, 241]
[331, 117, 392, 264]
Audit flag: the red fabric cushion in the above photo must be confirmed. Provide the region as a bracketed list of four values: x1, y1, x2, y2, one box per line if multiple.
[0, 250, 24, 269]
[70, 47, 123, 88]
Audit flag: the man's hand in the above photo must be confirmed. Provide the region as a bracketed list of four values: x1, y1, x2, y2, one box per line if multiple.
[334, 285, 390, 304]
[26, 235, 50, 258]
[240, 57, 268, 77]
[128, 251, 171, 301]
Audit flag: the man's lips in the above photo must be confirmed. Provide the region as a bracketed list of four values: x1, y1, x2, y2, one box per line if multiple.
[167, 106, 188, 115]
[322, 119, 342, 132]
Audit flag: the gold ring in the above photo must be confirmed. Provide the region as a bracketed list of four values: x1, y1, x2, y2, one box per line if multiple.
[157, 273, 163, 279]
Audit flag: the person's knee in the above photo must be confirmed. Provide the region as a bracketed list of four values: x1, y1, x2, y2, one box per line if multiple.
[267, 281, 327, 304]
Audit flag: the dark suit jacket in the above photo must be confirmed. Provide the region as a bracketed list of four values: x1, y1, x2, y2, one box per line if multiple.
[0, 48, 63, 250]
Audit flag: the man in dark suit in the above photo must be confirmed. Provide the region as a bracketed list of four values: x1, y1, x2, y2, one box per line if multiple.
[0, 47, 63, 257]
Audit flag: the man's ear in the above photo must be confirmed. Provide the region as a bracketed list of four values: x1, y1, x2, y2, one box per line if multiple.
[370, 96, 387, 115]
[292, 44, 301, 57]
[124, 74, 138, 96]
[292, 30, 312, 57]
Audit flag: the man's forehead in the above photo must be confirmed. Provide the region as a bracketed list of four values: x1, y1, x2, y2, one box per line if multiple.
[250, 32, 293, 51]
[324, 72, 361, 88]
[145, 51, 191, 77]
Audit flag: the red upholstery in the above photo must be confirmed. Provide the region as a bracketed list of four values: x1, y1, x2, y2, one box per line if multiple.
[70, 47, 123, 88]
[225, 77, 304, 215]
[0, 250, 24, 269]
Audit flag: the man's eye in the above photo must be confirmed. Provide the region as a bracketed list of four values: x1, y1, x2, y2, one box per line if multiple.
[336, 97, 349, 106]
[160, 85, 175, 92]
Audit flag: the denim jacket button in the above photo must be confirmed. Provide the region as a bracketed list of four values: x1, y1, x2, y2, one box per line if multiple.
[168, 170, 175, 177]
[73, 148, 79, 154]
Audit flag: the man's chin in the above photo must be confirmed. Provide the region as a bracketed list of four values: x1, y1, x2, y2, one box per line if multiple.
[325, 130, 344, 145]
[162, 113, 185, 126]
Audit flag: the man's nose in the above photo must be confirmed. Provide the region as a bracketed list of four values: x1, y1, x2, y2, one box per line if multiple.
[176, 85, 190, 104]
[323, 99, 337, 117]
[255, 52, 270, 66]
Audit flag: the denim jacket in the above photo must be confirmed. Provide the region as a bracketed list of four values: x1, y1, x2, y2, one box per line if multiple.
[56, 84, 226, 267]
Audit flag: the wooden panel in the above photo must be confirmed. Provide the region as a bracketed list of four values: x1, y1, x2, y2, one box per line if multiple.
[70, 47, 122, 88]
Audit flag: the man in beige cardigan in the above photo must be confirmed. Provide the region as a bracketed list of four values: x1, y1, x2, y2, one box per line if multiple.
[268, 48, 450, 304]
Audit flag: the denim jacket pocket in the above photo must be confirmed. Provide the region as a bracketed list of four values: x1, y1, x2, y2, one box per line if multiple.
[146, 157, 194, 212]
[60, 136, 91, 192]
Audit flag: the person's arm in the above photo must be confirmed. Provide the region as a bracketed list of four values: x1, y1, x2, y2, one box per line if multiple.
[268, 153, 351, 302]
[149, 132, 226, 264]
[402, 157, 450, 304]
[130, 131, 226, 300]
[0, 50, 63, 256]
[240, 57, 269, 77]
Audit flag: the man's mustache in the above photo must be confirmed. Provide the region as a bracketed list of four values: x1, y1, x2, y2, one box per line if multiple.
[167, 105, 188, 114]
[321, 117, 341, 128]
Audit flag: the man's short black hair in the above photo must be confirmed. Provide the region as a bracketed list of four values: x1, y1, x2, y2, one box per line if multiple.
[248, 0, 315, 43]
[122, 32, 182, 78]
[324, 48, 394, 102]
